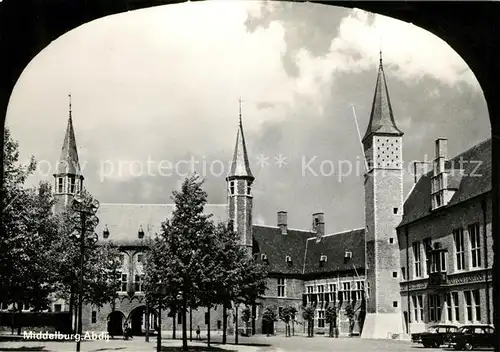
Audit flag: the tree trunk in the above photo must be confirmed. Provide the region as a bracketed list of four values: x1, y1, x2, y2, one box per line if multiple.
[145, 301, 149, 342]
[16, 303, 21, 336]
[172, 313, 176, 339]
[69, 291, 74, 334]
[182, 293, 187, 351]
[222, 303, 227, 344]
[207, 307, 211, 347]
[251, 303, 256, 335]
[189, 307, 192, 342]
[292, 320, 295, 336]
[235, 304, 239, 345]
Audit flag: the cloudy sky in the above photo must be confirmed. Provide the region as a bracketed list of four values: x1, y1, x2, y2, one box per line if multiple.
[6, 1, 490, 233]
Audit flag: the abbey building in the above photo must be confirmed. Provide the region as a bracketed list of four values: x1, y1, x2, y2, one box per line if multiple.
[39, 55, 493, 339]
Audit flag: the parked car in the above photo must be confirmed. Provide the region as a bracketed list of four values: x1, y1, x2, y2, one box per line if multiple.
[449, 324, 495, 350]
[411, 324, 458, 347]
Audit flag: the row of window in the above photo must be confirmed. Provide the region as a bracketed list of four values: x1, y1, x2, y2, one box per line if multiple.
[56, 176, 80, 194]
[409, 223, 482, 280]
[228, 180, 251, 196]
[411, 290, 482, 323]
[120, 274, 144, 292]
[118, 253, 144, 266]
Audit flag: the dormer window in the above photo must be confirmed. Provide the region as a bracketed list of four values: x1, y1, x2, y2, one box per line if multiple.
[261, 253, 268, 262]
[320, 255, 327, 262]
[229, 181, 235, 195]
[103, 225, 110, 239]
[285, 255, 292, 263]
[345, 251, 352, 258]
[57, 177, 64, 193]
[69, 175, 76, 193]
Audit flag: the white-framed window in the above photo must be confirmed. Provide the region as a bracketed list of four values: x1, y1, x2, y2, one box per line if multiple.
[317, 285, 324, 303]
[418, 296, 424, 322]
[412, 296, 419, 322]
[317, 310, 325, 328]
[277, 278, 286, 298]
[329, 284, 337, 302]
[454, 228, 465, 271]
[342, 282, 350, 301]
[69, 176, 76, 193]
[355, 281, 364, 300]
[468, 223, 481, 268]
[429, 294, 441, 322]
[446, 292, 459, 322]
[464, 290, 481, 322]
[430, 251, 448, 273]
[423, 238, 431, 276]
[121, 274, 128, 292]
[119, 253, 126, 266]
[57, 177, 64, 193]
[137, 253, 144, 264]
[413, 242, 422, 278]
[134, 275, 144, 292]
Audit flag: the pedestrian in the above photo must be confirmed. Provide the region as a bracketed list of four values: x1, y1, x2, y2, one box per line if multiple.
[196, 325, 201, 340]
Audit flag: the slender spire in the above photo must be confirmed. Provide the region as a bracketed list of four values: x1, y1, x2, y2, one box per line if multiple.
[55, 94, 81, 175]
[362, 53, 403, 142]
[227, 98, 254, 180]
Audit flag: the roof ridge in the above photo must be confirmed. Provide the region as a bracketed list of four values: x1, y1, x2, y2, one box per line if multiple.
[307, 227, 365, 240]
[99, 203, 228, 206]
[252, 224, 314, 233]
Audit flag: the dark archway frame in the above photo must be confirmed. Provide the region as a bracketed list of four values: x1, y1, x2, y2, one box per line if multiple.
[0, 1, 498, 348]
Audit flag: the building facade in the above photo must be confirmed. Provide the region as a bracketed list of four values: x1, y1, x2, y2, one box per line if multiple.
[21, 54, 490, 339]
[398, 138, 493, 335]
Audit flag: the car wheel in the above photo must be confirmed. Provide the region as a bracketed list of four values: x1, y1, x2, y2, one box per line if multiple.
[464, 342, 473, 351]
[422, 343, 428, 348]
[434, 341, 440, 348]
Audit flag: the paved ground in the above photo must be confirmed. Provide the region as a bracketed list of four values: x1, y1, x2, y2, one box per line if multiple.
[0, 335, 495, 351]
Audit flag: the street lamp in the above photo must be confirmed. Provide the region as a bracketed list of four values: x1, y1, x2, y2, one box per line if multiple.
[70, 193, 100, 352]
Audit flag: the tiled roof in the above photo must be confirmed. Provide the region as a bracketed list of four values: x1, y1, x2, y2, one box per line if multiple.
[303, 229, 365, 276]
[95, 203, 228, 246]
[253, 225, 311, 275]
[362, 58, 403, 141]
[399, 138, 491, 227]
[253, 225, 365, 276]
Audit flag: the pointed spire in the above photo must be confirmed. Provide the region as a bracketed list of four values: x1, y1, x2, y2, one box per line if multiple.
[227, 98, 254, 180]
[56, 94, 82, 175]
[362, 53, 403, 141]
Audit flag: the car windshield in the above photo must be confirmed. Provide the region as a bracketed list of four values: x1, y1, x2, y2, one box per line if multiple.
[425, 326, 438, 332]
[457, 327, 470, 333]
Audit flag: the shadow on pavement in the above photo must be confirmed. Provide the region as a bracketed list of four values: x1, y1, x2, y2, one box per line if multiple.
[0, 347, 48, 351]
[160, 347, 237, 352]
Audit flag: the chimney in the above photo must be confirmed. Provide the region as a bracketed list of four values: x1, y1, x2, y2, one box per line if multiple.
[277, 211, 287, 235]
[434, 138, 447, 177]
[413, 161, 430, 184]
[312, 212, 325, 241]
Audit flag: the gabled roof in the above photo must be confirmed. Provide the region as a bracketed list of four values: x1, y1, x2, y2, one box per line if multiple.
[303, 228, 365, 276]
[253, 225, 311, 275]
[253, 225, 366, 276]
[56, 105, 81, 176]
[399, 138, 491, 227]
[95, 203, 228, 247]
[362, 55, 403, 142]
[227, 116, 253, 180]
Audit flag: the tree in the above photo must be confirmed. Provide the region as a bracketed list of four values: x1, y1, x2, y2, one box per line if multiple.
[345, 303, 355, 336]
[241, 307, 251, 336]
[325, 304, 339, 338]
[0, 128, 62, 334]
[145, 174, 216, 351]
[279, 306, 295, 337]
[261, 307, 277, 336]
[52, 188, 121, 332]
[302, 305, 315, 337]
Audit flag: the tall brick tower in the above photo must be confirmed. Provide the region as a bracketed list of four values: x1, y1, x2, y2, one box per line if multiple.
[53, 95, 84, 214]
[226, 100, 254, 254]
[361, 53, 404, 339]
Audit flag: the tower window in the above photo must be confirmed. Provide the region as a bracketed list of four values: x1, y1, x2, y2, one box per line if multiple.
[389, 237, 394, 244]
[229, 181, 235, 195]
[393, 208, 398, 214]
[246, 183, 251, 195]
[393, 271, 398, 278]
[69, 176, 76, 193]
[57, 177, 64, 193]
[393, 301, 398, 308]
